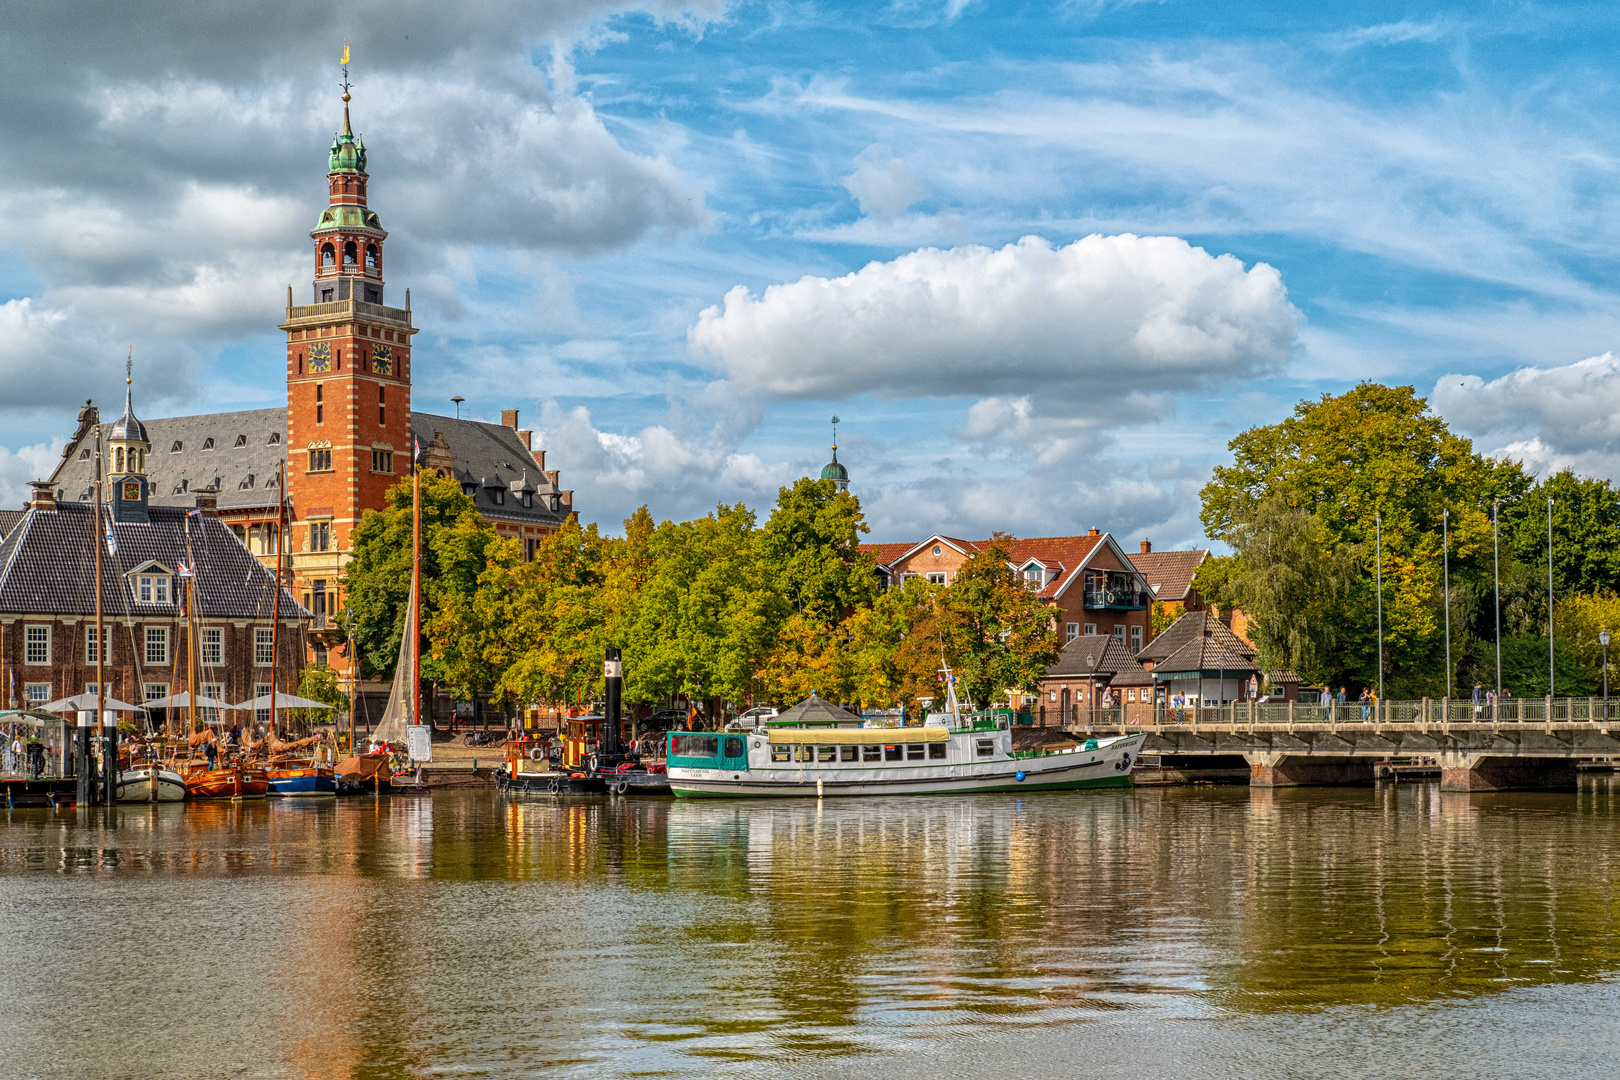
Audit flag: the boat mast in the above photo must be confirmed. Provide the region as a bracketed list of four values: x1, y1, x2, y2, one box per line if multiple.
[411, 452, 421, 730]
[87, 425, 104, 808]
[268, 460, 284, 744]
[183, 519, 199, 742]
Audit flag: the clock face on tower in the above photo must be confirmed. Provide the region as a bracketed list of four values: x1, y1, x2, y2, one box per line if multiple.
[371, 344, 393, 375]
[308, 342, 332, 374]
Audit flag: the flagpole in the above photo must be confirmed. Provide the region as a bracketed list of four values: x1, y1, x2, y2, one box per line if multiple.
[269, 460, 284, 746]
[411, 442, 422, 732]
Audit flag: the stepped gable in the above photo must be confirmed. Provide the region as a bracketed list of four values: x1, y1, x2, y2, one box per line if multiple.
[409, 413, 571, 528]
[1044, 635, 1143, 678]
[0, 501, 304, 619]
[1127, 547, 1208, 603]
[49, 408, 288, 513]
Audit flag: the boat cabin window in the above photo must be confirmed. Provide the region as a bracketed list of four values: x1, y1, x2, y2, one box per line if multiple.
[670, 734, 719, 758]
[862, 745, 882, 762]
[817, 746, 837, 763]
[772, 745, 792, 763]
[794, 745, 813, 763]
[976, 739, 996, 757]
[840, 746, 858, 762]
[929, 743, 947, 759]
[884, 744, 902, 762]
[906, 744, 926, 760]
[724, 737, 745, 758]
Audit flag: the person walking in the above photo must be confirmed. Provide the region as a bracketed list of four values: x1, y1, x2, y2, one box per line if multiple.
[1359, 687, 1371, 722]
[1472, 682, 1484, 718]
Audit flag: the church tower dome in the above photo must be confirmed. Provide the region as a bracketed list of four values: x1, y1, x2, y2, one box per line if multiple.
[311, 68, 386, 306]
[107, 356, 151, 524]
[819, 416, 849, 492]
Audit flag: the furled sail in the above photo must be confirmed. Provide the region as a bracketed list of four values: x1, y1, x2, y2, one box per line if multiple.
[370, 592, 414, 746]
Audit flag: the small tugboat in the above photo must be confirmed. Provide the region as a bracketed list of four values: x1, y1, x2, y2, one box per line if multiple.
[665, 670, 1145, 799]
[497, 717, 604, 794]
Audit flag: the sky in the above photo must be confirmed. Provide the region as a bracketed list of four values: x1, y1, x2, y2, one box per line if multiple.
[3, 0, 1620, 548]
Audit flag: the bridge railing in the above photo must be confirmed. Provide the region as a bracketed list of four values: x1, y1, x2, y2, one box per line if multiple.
[1061, 696, 1620, 727]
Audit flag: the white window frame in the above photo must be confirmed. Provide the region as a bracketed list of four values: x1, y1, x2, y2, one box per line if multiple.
[85, 625, 100, 664]
[1066, 622, 1079, 642]
[201, 627, 223, 667]
[23, 682, 50, 705]
[926, 572, 946, 585]
[143, 682, 169, 703]
[1083, 623, 1097, 636]
[1130, 625, 1144, 652]
[23, 624, 50, 666]
[144, 626, 169, 666]
[1113, 625, 1126, 643]
[254, 629, 274, 666]
[202, 682, 225, 723]
[255, 682, 273, 724]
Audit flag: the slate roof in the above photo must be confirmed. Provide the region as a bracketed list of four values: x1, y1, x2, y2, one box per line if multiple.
[1044, 635, 1143, 679]
[0, 511, 24, 541]
[46, 406, 572, 530]
[410, 413, 571, 529]
[1128, 548, 1209, 603]
[1140, 611, 1258, 674]
[49, 408, 288, 514]
[0, 502, 306, 619]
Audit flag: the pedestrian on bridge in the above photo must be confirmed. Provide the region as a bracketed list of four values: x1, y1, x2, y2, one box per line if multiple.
[1473, 682, 1484, 717]
[1359, 688, 1371, 722]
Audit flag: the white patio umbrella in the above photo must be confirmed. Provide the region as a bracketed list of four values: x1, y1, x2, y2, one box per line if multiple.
[142, 691, 234, 711]
[228, 692, 335, 712]
[39, 693, 144, 713]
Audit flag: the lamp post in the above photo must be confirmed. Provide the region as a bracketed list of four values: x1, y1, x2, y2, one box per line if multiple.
[451, 395, 464, 419]
[1442, 508, 1452, 707]
[1376, 513, 1384, 707]
[1602, 629, 1611, 721]
[1548, 496, 1556, 698]
[1493, 499, 1502, 701]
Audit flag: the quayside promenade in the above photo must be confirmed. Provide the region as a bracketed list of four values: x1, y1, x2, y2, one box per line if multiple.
[1079, 695, 1620, 790]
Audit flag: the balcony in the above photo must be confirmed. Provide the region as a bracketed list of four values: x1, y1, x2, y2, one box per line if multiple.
[1084, 588, 1150, 610]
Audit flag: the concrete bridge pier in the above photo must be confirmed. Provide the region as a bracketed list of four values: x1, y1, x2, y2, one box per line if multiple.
[1438, 752, 1578, 792]
[1247, 754, 1377, 787]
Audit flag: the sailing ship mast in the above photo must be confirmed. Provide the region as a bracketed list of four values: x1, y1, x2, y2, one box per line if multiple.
[411, 447, 421, 730]
[89, 425, 105, 807]
[268, 460, 285, 741]
[183, 518, 199, 742]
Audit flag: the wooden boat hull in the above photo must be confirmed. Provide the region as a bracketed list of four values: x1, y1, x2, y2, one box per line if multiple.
[184, 767, 270, 799]
[266, 765, 336, 796]
[496, 768, 604, 795]
[116, 767, 187, 803]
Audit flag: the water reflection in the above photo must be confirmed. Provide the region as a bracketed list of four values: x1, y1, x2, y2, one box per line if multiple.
[0, 783, 1617, 1077]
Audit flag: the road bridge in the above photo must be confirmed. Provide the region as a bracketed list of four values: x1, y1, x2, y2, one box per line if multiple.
[1072, 713, 1620, 790]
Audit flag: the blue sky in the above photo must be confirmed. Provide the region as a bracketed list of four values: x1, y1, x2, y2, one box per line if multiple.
[3, 1, 1620, 547]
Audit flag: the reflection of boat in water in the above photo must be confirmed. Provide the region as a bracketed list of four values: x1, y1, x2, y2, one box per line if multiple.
[183, 763, 270, 799]
[115, 765, 187, 803]
[666, 682, 1144, 799]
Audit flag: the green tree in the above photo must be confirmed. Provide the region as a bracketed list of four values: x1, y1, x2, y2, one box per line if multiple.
[286, 663, 342, 729]
[342, 473, 498, 690]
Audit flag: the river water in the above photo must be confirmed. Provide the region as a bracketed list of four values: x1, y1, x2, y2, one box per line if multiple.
[2, 781, 1620, 1079]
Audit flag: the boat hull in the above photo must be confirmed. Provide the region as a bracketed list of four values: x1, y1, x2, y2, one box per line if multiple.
[184, 766, 270, 799]
[669, 733, 1145, 799]
[115, 767, 188, 803]
[266, 766, 336, 796]
[496, 768, 604, 795]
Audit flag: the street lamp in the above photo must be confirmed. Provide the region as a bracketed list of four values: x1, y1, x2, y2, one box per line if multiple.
[1493, 499, 1502, 701]
[1376, 513, 1384, 707]
[1548, 496, 1556, 699]
[1602, 629, 1611, 720]
[1442, 508, 1451, 707]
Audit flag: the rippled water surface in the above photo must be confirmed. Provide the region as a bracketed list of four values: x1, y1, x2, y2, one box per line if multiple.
[4, 781, 1620, 1078]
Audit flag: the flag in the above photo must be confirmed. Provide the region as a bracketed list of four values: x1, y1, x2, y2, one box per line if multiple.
[413, 436, 421, 465]
[104, 528, 117, 556]
[341, 44, 350, 65]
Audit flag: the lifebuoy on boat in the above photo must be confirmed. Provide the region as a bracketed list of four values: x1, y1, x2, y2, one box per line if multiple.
[528, 747, 545, 761]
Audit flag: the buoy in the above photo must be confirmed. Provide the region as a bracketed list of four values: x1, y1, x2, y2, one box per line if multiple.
[1015, 771, 1026, 782]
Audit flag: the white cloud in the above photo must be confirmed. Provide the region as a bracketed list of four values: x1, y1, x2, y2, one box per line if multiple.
[0, 439, 69, 511]
[843, 144, 928, 218]
[1432, 353, 1620, 477]
[689, 233, 1299, 408]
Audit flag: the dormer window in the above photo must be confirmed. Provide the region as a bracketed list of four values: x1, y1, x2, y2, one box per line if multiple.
[201, 438, 215, 451]
[234, 435, 246, 447]
[171, 441, 183, 453]
[79, 449, 90, 460]
[268, 433, 281, 445]
[522, 492, 533, 508]
[462, 483, 477, 497]
[240, 475, 255, 490]
[135, 572, 172, 604]
[492, 489, 505, 506]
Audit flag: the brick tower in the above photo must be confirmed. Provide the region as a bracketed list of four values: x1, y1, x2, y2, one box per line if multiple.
[280, 79, 416, 666]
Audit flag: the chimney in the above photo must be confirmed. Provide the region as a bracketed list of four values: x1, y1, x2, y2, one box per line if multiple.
[28, 480, 54, 511]
[516, 428, 533, 449]
[1140, 539, 1152, 554]
[531, 447, 546, 471]
[560, 490, 573, 509]
[195, 489, 219, 518]
[501, 409, 519, 430]
[1087, 527, 1100, 537]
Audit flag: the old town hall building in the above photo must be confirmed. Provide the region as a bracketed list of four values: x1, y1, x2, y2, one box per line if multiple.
[29, 88, 574, 681]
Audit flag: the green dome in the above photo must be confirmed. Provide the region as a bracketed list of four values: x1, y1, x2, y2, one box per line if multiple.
[328, 106, 368, 175]
[314, 205, 383, 231]
[820, 460, 849, 482]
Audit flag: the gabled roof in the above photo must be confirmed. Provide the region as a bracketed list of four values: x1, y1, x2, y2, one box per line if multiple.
[1128, 548, 1209, 603]
[410, 413, 571, 529]
[0, 511, 24, 542]
[0, 502, 305, 619]
[1141, 611, 1258, 674]
[1044, 634, 1143, 678]
[859, 542, 914, 569]
[862, 531, 1151, 601]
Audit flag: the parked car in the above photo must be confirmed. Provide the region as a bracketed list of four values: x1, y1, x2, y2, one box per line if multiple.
[737, 707, 778, 724]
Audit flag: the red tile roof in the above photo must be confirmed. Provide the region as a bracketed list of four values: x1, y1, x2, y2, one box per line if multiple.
[863, 533, 1139, 599]
[1128, 549, 1209, 603]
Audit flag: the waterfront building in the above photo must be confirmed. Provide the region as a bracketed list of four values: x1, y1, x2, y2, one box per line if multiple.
[37, 84, 574, 677]
[1035, 635, 1150, 724]
[863, 530, 1155, 652]
[1134, 610, 1297, 704]
[1127, 541, 1210, 618]
[0, 391, 306, 713]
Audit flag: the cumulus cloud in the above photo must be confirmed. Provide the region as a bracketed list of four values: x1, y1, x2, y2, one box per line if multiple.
[1432, 354, 1620, 476]
[689, 234, 1299, 408]
[0, 439, 69, 509]
[843, 144, 928, 218]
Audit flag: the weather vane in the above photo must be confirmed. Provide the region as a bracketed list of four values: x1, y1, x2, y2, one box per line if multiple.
[340, 41, 352, 101]
[126, 345, 132, 385]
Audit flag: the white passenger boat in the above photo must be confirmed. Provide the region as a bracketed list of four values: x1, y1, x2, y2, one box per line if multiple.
[116, 766, 188, 803]
[666, 688, 1144, 799]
